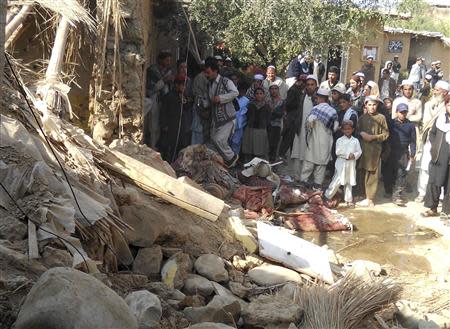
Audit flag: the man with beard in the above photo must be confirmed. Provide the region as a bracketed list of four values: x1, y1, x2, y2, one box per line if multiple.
[204, 59, 239, 168]
[416, 80, 449, 203]
[290, 75, 318, 178]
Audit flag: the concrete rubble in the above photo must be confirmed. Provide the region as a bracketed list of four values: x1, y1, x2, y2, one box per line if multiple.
[1, 2, 450, 329]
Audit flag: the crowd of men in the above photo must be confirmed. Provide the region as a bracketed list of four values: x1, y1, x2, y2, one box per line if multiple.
[144, 51, 450, 216]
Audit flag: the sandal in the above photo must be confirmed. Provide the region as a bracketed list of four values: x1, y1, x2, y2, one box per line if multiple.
[421, 209, 439, 217]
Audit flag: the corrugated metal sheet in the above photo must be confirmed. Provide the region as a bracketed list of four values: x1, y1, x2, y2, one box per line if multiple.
[385, 27, 450, 47]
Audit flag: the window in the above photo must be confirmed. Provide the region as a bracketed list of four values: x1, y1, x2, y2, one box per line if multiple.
[362, 45, 378, 61]
[388, 40, 403, 53]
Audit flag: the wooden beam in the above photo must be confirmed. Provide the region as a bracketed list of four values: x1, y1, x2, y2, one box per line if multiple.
[27, 220, 40, 259]
[5, 5, 32, 41]
[100, 150, 225, 221]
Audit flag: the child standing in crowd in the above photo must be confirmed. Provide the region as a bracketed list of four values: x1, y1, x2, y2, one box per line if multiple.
[325, 121, 362, 207]
[356, 96, 390, 207]
[267, 84, 285, 162]
[241, 87, 271, 160]
[386, 103, 416, 206]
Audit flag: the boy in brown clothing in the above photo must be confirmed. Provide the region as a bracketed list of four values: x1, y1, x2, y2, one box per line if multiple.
[356, 96, 390, 207]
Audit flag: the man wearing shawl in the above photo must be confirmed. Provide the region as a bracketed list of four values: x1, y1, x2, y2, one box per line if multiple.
[300, 88, 338, 186]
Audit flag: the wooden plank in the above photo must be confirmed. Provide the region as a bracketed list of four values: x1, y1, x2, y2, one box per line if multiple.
[257, 222, 334, 284]
[27, 220, 39, 259]
[227, 215, 258, 253]
[101, 150, 225, 221]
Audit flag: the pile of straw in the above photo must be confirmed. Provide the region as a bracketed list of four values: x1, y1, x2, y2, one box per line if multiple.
[299, 273, 402, 329]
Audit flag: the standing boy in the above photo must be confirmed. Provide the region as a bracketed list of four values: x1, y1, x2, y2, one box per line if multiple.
[389, 103, 417, 206]
[356, 96, 390, 207]
[325, 121, 362, 207]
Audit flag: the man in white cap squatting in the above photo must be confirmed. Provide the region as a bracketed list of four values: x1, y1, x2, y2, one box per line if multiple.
[300, 87, 339, 187]
[416, 80, 450, 203]
[290, 75, 318, 178]
[263, 65, 288, 100]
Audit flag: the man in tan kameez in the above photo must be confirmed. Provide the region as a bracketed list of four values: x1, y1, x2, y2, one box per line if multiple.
[356, 96, 389, 207]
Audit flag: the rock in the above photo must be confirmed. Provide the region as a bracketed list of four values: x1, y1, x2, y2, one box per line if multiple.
[241, 295, 302, 327]
[14, 267, 138, 329]
[418, 319, 440, 329]
[346, 260, 382, 278]
[188, 323, 236, 329]
[183, 274, 214, 297]
[161, 252, 193, 289]
[425, 313, 450, 328]
[248, 264, 303, 286]
[125, 290, 162, 328]
[288, 324, 298, 329]
[211, 281, 248, 308]
[180, 295, 206, 308]
[120, 205, 165, 247]
[194, 254, 229, 283]
[161, 247, 183, 258]
[133, 245, 163, 277]
[277, 282, 302, 301]
[232, 255, 264, 272]
[228, 268, 245, 284]
[0, 213, 27, 240]
[183, 295, 241, 325]
[41, 246, 72, 268]
[395, 300, 422, 329]
[229, 281, 251, 299]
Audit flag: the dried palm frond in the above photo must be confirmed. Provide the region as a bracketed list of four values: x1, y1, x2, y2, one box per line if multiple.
[299, 273, 402, 329]
[9, 0, 95, 32]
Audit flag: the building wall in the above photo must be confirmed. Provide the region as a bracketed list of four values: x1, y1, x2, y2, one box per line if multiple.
[429, 38, 450, 80]
[381, 32, 411, 79]
[344, 19, 384, 83]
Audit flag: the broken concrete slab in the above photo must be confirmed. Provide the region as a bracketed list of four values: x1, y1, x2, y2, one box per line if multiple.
[257, 222, 334, 284]
[227, 215, 258, 253]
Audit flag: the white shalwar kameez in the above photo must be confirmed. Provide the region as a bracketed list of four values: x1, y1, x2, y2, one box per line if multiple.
[325, 135, 362, 202]
[290, 95, 313, 176]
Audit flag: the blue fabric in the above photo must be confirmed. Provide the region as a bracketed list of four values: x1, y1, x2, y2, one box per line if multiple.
[231, 96, 250, 154]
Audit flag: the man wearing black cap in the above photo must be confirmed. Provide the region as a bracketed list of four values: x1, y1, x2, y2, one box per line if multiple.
[360, 55, 375, 83]
[386, 103, 416, 206]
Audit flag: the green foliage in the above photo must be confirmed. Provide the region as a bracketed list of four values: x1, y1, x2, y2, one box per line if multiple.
[388, 0, 450, 37]
[188, 0, 385, 68]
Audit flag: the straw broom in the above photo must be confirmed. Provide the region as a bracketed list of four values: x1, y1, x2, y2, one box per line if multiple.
[299, 273, 402, 329]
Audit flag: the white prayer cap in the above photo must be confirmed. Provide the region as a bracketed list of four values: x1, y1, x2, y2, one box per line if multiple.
[367, 80, 377, 88]
[355, 72, 365, 78]
[436, 60, 442, 64]
[317, 88, 329, 97]
[331, 84, 346, 94]
[367, 55, 374, 60]
[214, 55, 223, 60]
[425, 74, 432, 81]
[431, 61, 439, 65]
[200, 60, 205, 65]
[267, 65, 276, 70]
[435, 80, 449, 91]
[253, 74, 264, 81]
[225, 57, 232, 62]
[306, 74, 318, 83]
[401, 79, 414, 87]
